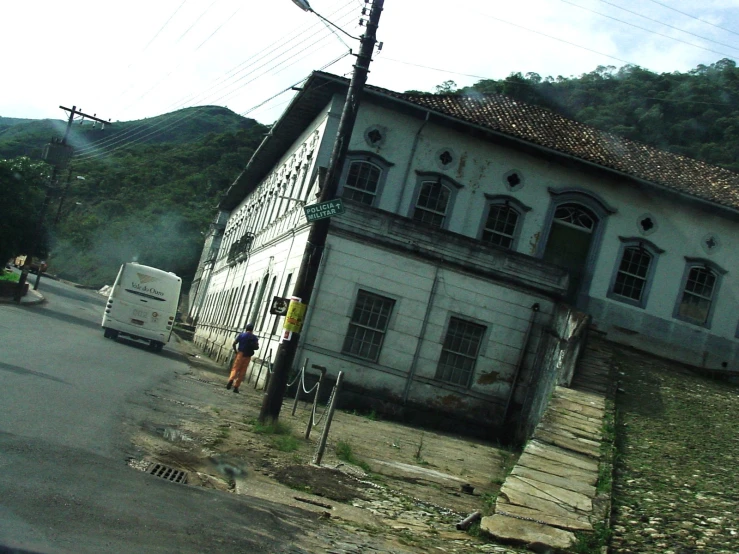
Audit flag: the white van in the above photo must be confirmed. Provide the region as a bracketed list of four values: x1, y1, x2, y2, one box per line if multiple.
[102, 262, 182, 352]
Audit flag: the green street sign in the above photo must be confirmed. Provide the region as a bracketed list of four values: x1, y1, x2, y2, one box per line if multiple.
[303, 198, 345, 222]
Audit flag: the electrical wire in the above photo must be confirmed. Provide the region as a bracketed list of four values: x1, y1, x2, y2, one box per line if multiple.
[74, 30, 352, 160]
[374, 56, 737, 108]
[560, 0, 738, 60]
[595, 0, 739, 53]
[644, 0, 739, 39]
[142, 0, 188, 52]
[75, 0, 358, 156]
[73, 51, 350, 162]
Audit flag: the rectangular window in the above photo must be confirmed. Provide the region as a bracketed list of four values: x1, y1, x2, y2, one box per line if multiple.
[482, 205, 519, 249]
[678, 266, 716, 325]
[413, 181, 450, 229]
[344, 161, 380, 205]
[435, 317, 486, 387]
[613, 247, 651, 302]
[342, 290, 395, 362]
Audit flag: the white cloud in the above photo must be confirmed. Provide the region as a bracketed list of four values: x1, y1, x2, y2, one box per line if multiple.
[2, 0, 738, 125]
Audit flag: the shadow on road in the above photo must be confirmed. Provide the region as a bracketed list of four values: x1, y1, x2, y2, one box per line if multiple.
[32, 307, 101, 331]
[0, 361, 71, 385]
[41, 284, 106, 305]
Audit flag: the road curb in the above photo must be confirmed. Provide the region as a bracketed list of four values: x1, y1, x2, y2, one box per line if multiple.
[0, 289, 46, 306]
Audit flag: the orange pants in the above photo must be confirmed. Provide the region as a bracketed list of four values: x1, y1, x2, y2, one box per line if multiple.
[229, 352, 252, 388]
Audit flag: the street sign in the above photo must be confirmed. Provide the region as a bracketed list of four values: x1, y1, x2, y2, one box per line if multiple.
[269, 296, 290, 316]
[303, 198, 345, 222]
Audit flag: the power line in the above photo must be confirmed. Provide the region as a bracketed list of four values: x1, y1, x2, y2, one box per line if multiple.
[76, 0, 357, 155]
[462, 10, 635, 67]
[142, 0, 188, 52]
[644, 0, 739, 39]
[74, 26, 352, 160]
[376, 56, 737, 108]
[74, 49, 352, 162]
[560, 0, 738, 60]
[595, 0, 739, 53]
[174, 0, 220, 45]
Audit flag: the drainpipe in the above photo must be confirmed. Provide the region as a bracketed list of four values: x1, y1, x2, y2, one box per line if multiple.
[503, 303, 540, 423]
[402, 264, 441, 405]
[393, 111, 430, 214]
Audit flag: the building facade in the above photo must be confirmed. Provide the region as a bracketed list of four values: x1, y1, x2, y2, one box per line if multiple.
[190, 72, 739, 429]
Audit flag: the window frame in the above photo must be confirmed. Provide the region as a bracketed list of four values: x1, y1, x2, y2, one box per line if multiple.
[342, 289, 396, 363]
[478, 195, 530, 251]
[672, 258, 726, 329]
[408, 171, 463, 231]
[338, 151, 394, 208]
[434, 315, 488, 388]
[607, 237, 663, 309]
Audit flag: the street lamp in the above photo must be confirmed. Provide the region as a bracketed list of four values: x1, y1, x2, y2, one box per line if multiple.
[291, 0, 360, 40]
[259, 0, 384, 423]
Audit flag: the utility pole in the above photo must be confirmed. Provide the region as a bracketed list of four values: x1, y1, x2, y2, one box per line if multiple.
[15, 106, 110, 300]
[259, 0, 384, 422]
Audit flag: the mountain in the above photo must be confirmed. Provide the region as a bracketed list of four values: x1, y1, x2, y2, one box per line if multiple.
[0, 106, 253, 160]
[454, 58, 739, 173]
[0, 106, 269, 288]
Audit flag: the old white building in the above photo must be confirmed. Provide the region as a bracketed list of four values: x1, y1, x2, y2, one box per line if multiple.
[189, 71, 739, 430]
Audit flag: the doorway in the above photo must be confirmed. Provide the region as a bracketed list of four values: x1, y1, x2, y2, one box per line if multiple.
[542, 204, 597, 304]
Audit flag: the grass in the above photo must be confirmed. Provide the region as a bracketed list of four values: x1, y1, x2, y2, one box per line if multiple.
[572, 521, 612, 554]
[249, 419, 300, 452]
[335, 440, 371, 472]
[208, 424, 231, 447]
[0, 271, 19, 283]
[272, 434, 300, 452]
[596, 400, 616, 495]
[253, 419, 293, 436]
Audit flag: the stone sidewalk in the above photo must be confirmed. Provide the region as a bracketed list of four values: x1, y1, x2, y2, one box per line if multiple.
[481, 340, 613, 551]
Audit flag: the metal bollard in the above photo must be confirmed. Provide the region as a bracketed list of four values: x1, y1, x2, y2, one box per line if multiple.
[305, 365, 327, 440]
[292, 358, 309, 416]
[312, 371, 343, 466]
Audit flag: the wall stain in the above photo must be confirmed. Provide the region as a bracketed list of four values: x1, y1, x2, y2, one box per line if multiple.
[529, 231, 541, 256]
[436, 394, 465, 410]
[456, 152, 468, 180]
[477, 370, 500, 385]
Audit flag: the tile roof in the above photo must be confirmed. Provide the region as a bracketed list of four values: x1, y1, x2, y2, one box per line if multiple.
[379, 88, 739, 213]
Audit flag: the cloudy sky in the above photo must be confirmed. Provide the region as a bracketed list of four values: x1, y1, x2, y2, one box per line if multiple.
[3, 0, 739, 126]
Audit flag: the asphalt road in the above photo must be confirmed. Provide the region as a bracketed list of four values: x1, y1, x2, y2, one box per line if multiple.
[0, 277, 315, 553]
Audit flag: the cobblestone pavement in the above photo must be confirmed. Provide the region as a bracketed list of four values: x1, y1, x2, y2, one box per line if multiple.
[610, 346, 739, 554]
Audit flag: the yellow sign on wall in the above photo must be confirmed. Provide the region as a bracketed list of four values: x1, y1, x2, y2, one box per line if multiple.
[284, 299, 307, 333]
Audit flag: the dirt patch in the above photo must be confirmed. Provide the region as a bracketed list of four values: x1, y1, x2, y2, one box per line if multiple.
[272, 465, 370, 502]
[123, 343, 527, 553]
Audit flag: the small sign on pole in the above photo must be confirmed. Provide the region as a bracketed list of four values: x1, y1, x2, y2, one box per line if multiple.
[269, 296, 290, 316]
[303, 198, 345, 222]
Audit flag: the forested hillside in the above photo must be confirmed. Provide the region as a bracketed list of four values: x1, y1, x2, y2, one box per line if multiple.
[0, 106, 268, 288]
[440, 58, 739, 173]
[4, 59, 739, 289]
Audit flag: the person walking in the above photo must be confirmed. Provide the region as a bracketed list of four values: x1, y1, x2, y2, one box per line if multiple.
[227, 323, 259, 393]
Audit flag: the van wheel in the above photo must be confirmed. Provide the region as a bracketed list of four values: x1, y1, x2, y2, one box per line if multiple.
[104, 328, 113, 339]
[151, 341, 164, 352]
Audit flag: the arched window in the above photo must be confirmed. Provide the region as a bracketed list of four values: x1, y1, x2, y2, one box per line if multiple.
[339, 152, 393, 207]
[608, 238, 663, 308]
[482, 204, 518, 248]
[554, 204, 595, 231]
[344, 160, 382, 205]
[413, 181, 451, 228]
[674, 259, 725, 327]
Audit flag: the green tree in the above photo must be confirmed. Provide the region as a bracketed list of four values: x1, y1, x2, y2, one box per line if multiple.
[0, 157, 50, 264]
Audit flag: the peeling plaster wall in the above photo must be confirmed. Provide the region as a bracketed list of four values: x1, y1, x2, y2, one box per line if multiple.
[345, 100, 739, 370]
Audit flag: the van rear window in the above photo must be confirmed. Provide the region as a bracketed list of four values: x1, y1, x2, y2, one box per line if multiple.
[124, 288, 167, 302]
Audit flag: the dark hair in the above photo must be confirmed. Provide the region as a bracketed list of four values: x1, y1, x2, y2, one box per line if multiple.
[245, 323, 254, 331]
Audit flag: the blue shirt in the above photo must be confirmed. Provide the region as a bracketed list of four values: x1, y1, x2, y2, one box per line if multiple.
[234, 331, 259, 355]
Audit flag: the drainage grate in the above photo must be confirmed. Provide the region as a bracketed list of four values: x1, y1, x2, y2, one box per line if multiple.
[148, 463, 188, 484]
